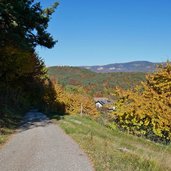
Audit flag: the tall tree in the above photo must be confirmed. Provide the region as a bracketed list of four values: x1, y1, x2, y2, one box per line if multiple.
[0, 0, 58, 49]
[0, 0, 59, 115]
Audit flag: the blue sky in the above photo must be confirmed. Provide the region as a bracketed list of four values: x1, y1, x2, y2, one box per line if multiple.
[36, 0, 171, 66]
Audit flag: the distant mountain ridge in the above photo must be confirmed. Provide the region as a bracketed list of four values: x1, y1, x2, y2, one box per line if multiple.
[81, 61, 161, 73]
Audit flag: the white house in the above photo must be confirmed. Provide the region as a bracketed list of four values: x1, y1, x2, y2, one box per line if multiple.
[94, 97, 115, 109]
[95, 101, 105, 108]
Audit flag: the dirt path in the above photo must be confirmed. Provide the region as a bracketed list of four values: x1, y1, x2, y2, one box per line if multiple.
[0, 111, 93, 171]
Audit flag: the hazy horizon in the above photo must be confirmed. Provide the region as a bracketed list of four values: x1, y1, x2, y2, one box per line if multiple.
[47, 60, 165, 67]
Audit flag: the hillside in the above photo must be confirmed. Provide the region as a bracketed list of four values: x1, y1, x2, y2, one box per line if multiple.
[57, 115, 171, 171]
[48, 66, 146, 97]
[81, 61, 160, 73]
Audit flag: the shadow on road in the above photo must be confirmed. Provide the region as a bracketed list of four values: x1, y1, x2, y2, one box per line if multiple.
[17, 111, 53, 133]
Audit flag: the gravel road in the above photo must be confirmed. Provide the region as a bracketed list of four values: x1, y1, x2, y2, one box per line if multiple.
[0, 111, 93, 171]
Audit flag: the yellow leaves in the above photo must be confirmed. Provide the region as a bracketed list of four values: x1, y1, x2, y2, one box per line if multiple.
[54, 82, 99, 116]
[113, 62, 171, 143]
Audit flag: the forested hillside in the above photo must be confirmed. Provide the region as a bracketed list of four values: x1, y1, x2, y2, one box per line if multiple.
[48, 66, 146, 96]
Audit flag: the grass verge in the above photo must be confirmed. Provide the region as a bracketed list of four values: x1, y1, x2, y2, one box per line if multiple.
[55, 115, 171, 171]
[0, 108, 25, 145]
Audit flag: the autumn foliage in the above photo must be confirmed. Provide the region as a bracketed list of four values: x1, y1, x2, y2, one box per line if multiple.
[52, 80, 99, 116]
[113, 62, 171, 143]
[48, 66, 145, 97]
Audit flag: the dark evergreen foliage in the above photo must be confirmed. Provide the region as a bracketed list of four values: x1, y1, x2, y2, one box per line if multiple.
[0, 0, 58, 48]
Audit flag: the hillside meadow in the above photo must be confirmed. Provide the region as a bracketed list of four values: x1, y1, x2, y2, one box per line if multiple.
[54, 115, 171, 171]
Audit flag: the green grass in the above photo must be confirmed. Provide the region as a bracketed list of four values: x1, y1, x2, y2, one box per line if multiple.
[0, 128, 13, 145]
[55, 115, 171, 171]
